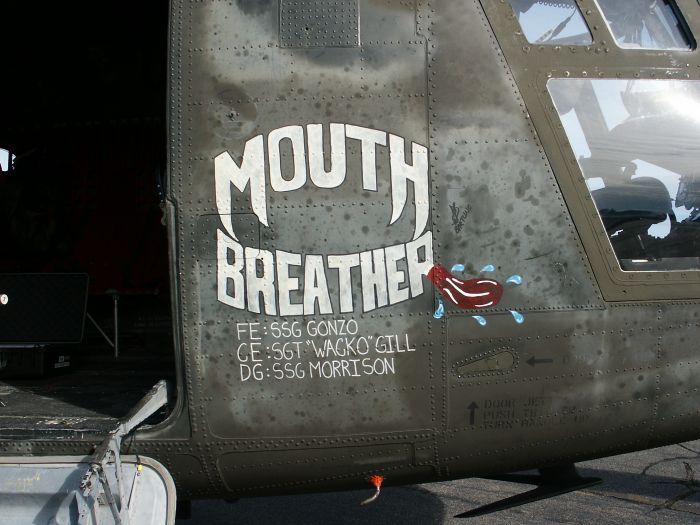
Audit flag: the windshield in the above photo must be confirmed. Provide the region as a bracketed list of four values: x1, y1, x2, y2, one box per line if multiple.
[595, 0, 693, 50]
[508, 0, 593, 45]
[548, 78, 700, 271]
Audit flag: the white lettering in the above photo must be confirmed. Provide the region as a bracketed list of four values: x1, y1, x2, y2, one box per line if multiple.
[217, 230, 245, 309]
[244, 248, 277, 315]
[268, 125, 307, 192]
[389, 134, 429, 240]
[360, 248, 388, 313]
[303, 255, 333, 315]
[214, 124, 433, 316]
[215, 135, 268, 239]
[327, 253, 360, 313]
[384, 243, 409, 305]
[276, 250, 303, 316]
[307, 123, 347, 188]
[406, 230, 434, 298]
[345, 124, 387, 192]
[217, 236, 433, 315]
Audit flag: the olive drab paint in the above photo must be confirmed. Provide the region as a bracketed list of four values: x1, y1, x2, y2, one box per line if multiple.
[8, 0, 700, 509]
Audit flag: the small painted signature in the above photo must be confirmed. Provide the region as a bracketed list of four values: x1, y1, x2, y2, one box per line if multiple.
[450, 202, 471, 234]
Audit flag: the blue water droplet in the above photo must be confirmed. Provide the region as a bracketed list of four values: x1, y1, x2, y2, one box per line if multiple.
[472, 315, 487, 326]
[451, 263, 465, 273]
[433, 300, 445, 319]
[506, 274, 523, 285]
[480, 264, 495, 273]
[510, 310, 525, 324]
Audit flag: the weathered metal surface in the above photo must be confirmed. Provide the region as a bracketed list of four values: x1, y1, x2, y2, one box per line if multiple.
[182, 439, 700, 524]
[0, 456, 175, 525]
[279, 0, 359, 48]
[138, 0, 700, 498]
[3, 0, 700, 508]
[480, 0, 700, 300]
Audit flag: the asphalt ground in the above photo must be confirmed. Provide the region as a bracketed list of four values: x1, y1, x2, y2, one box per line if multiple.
[177, 440, 700, 524]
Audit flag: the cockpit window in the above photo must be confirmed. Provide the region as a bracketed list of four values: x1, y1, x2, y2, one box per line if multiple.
[595, 0, 693, 50]
[508, 0, 592, 45]
[548, 79, 700, 272]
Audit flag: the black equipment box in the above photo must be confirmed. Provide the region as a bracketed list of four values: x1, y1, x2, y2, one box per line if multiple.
[0, 273, 88, 344]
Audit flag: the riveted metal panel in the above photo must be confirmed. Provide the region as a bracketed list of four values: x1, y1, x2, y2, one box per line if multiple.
[198, 312, 440, 438]
[652, 302, 700, 446]
[217, 443, 412, 490]
[360, 0, 419, 43]
[480, 0, 700, 301]
[184, 44, 427, 155]
[159, 0, 700, 497]
[190, 0, 280, 50]
[425, 0, 534, 143]
[443, 305, 662, 474]
[280, 0, 359, 48]
[171, 0, 444, 445]
[433, 141, 602, 314]
[426, 0, 602, 313]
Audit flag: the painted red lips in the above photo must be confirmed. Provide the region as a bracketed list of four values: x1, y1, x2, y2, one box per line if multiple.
[426, 264, 503, 309]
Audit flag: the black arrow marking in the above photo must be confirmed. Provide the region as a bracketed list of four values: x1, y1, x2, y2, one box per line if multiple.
[527, 357, 554, 367]
[467, 401, 479, 425]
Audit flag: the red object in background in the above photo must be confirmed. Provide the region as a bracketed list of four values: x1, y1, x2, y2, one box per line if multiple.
[426, 264, 503, 309]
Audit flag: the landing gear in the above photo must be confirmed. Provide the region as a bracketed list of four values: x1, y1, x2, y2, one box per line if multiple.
[455, 464, 602, 518]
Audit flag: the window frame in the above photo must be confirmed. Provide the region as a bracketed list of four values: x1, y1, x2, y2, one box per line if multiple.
[507, 0, 594, 46]
[480, 0, 700, 301]
[546, 76, 700, 274]
[593, 0, 696, 51]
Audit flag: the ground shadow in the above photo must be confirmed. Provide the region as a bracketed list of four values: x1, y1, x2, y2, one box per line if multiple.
[179, 485, 446, 525]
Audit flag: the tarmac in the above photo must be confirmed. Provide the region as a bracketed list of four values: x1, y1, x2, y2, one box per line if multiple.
[177, 440, 700, 524]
